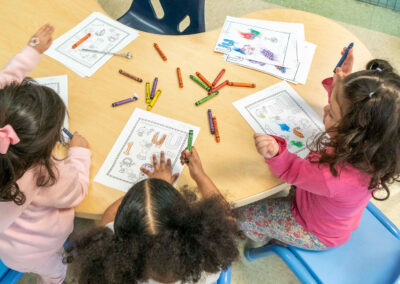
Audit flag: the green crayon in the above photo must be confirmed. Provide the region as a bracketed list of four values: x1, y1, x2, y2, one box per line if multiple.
[185, 130, 194, 163]
[190, 75, 211, 91]
[194, 91, 219, 106]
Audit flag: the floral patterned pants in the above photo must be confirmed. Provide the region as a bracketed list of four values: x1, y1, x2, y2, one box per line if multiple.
[236, 191, 328, 250]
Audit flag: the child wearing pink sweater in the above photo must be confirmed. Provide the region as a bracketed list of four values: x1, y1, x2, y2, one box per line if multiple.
[237, 48, 400, 249]
[0, 24, 91, 283]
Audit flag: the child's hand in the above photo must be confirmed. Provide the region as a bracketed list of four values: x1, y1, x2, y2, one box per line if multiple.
[254, 133, 279, 159]
[141, 152, 179, 184]
[180, 147, 206, 182]
[339, 46, 353, 76]
[69, 132, 89, 148]
[28, 24, 54, 54]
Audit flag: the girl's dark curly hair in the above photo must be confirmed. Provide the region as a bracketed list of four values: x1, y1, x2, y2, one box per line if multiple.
[0, 79, 66, 205]
[310, 59, 400, 200]
[64, 178, 242, 284]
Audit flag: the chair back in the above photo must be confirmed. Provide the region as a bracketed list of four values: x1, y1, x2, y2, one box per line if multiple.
[118, 0, 205, 35]
[0, 259, 23, 284]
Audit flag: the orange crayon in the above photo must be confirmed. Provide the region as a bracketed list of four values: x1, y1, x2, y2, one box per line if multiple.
[209, 80, 229, 94]
[177, 67, 183, 88]
[212, 68, 225, 87]
[228, 82, 256, 88]
[154, 43, 167, 61]
[72, 33, 91, 49]
[196, 72, 212, 88]
[212, 116, 220, 143]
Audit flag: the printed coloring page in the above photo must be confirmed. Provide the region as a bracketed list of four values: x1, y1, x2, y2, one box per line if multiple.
[233, 81, 324, 158]
[95, 108, 200, 192]
[45, 12, 139, 77]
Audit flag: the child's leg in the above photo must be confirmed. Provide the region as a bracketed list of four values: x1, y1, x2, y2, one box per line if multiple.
[236, 196, 327, 250]
[32, 248, 67, 284]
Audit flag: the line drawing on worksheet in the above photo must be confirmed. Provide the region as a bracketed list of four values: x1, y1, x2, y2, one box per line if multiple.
[95, 108, 200, 192]
[233, 81, 324, 158]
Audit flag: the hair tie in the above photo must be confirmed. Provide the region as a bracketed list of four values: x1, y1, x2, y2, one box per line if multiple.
[0, 125, 20, 154]
[376, 67, 382, 72]
[369, 92, 374, 98]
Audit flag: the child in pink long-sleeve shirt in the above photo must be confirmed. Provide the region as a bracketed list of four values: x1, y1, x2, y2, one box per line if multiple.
[237, 48, 400, 249]
[0, 24, 91, 283]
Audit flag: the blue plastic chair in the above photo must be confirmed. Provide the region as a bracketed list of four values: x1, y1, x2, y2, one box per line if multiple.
[117, 0, 205, 35]
[215, 266, 232, 284]
[245, 202, 400, 284]
[0, 259, 23, 284]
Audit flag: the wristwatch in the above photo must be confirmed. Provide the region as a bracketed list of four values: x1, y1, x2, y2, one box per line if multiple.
[29, 37, 40, 47]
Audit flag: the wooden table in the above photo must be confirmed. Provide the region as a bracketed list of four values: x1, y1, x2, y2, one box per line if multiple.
[0, 1, 372, 219]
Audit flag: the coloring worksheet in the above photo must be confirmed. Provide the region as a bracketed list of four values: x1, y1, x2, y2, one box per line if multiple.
[224, 41, 316, 84]
[233, 81, 324, 158]
[45, 12, 139, 77]
[214, 17, 304, 68]
[34, 75, 69, 129]
[95, 108, 200, 192]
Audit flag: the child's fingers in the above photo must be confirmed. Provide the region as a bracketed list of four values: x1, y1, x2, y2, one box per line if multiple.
[159, 151, 165, 167]
[171, 173, 179, 184]
[166, 158, 172, 169]
[140, 167, 151, 176]
[152, 154, 159, 170]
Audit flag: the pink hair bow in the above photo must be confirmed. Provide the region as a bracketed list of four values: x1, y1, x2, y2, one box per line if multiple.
[0, 125, 20, 154]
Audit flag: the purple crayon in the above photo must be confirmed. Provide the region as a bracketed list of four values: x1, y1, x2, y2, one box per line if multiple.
[112, 94, 139, 107]
[150, 77, 158, 99]
[208, 109, 215, 134]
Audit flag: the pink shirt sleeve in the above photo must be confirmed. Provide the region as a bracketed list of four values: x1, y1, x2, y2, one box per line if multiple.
[322, 77, 333, 103]
[34, 147, 91, 208]
[265, 136, 334, 197]
[0, 46, 41, 88]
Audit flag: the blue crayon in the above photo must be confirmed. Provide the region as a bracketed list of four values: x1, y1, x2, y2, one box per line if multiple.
[333, 42, 353, 73]
[63, 128, 73, 139]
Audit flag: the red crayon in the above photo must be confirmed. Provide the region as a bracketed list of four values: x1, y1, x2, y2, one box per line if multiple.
[209, 80, 229, 94]
[72, 33, 91, 49]
[196, 72, 212, 88]
[212, 68, 225, 87]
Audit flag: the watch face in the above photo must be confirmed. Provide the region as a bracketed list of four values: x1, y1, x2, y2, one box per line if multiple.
[30, 37, 40, 47]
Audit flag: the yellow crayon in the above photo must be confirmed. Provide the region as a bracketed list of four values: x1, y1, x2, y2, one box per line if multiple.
[146, 81, 150, 104]
[147, 89, 162, 111]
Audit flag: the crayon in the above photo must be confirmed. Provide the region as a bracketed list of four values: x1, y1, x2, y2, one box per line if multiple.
[212, 68, 225, 87]
[209, 80, 229, 94]
[190, 75, 211, 91]
[333, 42, 354, 73]
[150, 77, 158, 99]
[154, 43, 167, 61]
[228, 82, 256, 88]
[146, 81, 151, 104]
[62, 128, 73, 139]
[112, 94, 139, 107]
[194, 91, 219, 106]
[177, 68, 183, 88]
[212, 116, 220, 143]
[185, 130, 194, 163]
[119, 69, 143, 83]
[72, 33, 91, 49]
[147, 89, 162, 111]
[208, 109, 215, 134]
[195, 72, 212, 88]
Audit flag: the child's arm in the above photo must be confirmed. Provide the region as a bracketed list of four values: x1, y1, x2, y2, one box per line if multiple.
[254, 133, 334, 197]
[180, 147, 222, 199]
[0, 24, 53, 88]
[100, 197, 123, 226]
[36, 132, 91, 208]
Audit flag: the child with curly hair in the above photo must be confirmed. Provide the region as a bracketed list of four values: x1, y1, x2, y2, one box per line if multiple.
[65, 149, 241, 284]
[0, 24, 91, 283]
[237, 48, 400, 250]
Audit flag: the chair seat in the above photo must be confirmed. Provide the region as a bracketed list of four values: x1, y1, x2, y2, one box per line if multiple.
[118, 12, 177, 35]
[289, 205, 400, 284]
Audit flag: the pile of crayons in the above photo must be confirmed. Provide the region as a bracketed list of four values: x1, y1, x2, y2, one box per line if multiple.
[188, 68, 256, 106]
[146, 77, 162, 111]
[207, 109, 220, 143]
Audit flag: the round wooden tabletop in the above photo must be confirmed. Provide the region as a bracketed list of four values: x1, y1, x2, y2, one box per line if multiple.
[0, 1, 373, 219]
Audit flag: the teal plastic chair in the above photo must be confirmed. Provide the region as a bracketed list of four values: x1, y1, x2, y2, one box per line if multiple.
[245, 202, 400, 284]
[0, 259, 23, 284]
